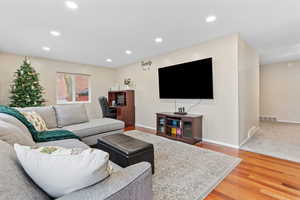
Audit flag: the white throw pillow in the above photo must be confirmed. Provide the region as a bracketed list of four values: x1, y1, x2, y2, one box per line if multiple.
[14, 144, 112, 198]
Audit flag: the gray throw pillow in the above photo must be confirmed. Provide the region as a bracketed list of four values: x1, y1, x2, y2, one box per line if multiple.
[54, 104, 89, 127]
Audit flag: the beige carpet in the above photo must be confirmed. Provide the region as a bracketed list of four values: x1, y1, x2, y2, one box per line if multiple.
[241, 122, 300, 163]
[125, 131, 241, 200]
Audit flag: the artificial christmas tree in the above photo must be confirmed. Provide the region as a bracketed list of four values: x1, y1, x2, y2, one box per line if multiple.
[9, 57, 45, 107]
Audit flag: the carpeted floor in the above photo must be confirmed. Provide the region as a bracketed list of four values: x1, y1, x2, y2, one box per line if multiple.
[124, 131, 241, 200]
[241, 122, 300, 163]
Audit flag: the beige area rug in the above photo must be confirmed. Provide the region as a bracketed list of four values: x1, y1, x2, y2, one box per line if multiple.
[124, 131, 241, 200]
[241, 122, 300, 163]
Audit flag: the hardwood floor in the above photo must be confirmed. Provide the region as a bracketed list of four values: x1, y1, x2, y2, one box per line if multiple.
[124, 126, 135, 132]
[132, 126, 300, 200]
[198, 142, 300, 200]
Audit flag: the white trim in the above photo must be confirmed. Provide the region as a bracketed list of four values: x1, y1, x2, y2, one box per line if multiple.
[248, 126, 259, 138]
[277, 120, 300, 124]
[239, 138, 249, 148]
[56, 72, 91, 104]
[202, 139, 239, 149]
[239, 126, 259, 147]
[135, 123, 239, 149]
[135, 124, 156, 130]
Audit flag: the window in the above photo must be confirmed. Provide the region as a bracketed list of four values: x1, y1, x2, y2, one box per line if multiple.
[56, 72, 91, 104]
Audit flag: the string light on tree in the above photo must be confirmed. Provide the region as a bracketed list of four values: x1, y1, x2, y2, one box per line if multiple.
[9, 57, 46, 107]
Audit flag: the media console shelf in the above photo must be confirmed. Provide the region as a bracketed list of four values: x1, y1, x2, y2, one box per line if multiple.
[156, 112, 202, 144]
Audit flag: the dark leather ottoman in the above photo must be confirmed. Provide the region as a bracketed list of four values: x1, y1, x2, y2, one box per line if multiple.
[96, 134, 155, 174]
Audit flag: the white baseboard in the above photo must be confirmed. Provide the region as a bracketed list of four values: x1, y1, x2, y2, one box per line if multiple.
[202, 139, 239, 149]
[248, 126, 259, 138]
[135, 124, 156, 130]
[277, 120, 300, 124]
[135, 123, 240, 149]
[239, 126, 259, 147]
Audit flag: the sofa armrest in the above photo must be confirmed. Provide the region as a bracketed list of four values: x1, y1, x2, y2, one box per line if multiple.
[56, 162, 153, 200]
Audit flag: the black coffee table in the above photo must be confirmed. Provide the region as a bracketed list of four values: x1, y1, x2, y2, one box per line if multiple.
[96, 134, 155, 174]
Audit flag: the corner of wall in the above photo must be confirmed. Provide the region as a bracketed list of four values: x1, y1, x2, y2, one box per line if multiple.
[237, 36, 260, 146]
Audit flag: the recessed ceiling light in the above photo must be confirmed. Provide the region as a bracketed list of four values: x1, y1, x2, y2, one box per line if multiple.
[106, 58, 112, 62]
[206, 15, 216, 23]
[65, 1, 79, 10]
[50, 30, 61, 37]
[125, 50, 132, 55]
[155, 37, 163, 43]
[42, 46, 51, 52]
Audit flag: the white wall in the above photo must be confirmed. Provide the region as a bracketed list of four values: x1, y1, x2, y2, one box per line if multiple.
[0, 53, 117, 119]
[0, 34, 260, 147]
[260, 61, 300, 123]
[238, 37, 260, 144]
[117, 34, 241, 147]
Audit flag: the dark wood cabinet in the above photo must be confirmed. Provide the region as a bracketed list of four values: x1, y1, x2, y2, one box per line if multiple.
[108, 90, 135, 127]
[156, 112, 202, 144]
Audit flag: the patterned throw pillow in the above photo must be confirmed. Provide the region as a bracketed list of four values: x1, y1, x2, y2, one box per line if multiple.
[21, 111, 48, 132]
[14, 144, 112, 198]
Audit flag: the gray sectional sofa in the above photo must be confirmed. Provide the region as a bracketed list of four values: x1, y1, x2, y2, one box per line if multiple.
[0, 104, 153, 200]
[17, 104, 125, 146]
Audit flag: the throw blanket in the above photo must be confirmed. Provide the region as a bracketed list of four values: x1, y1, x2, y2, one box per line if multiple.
[0, 105, 80, 143]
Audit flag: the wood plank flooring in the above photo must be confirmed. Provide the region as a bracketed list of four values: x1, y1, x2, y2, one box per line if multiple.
[130, 126, 300, 200]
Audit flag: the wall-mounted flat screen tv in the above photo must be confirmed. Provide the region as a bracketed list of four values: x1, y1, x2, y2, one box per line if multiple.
[158, 57, 213, 99]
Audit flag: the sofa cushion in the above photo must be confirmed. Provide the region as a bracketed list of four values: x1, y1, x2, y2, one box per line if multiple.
[64, 118, 125, 138]
[81, 130, 123, 146]
[0, 113, 33, 139]
[56, 162, 153, 200]
[38, 139, 89, 149]
[0, 140, 50, 200]
[14, 144, 112, 198]
[17, 106, 58, 129]
[54, 105, 89, 128]
[0, 120, 36, 146]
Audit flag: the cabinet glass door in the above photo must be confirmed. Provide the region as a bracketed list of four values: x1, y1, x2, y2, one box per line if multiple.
[182, 121, 193, 138]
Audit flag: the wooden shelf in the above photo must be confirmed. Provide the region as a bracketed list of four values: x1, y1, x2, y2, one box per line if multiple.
[156, 112, 203, 145]
[108, 90, 135, 127]
[166, 124, 181, 128]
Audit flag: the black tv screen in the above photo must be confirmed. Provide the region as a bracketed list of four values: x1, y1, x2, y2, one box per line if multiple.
[158, 57, 213, 99]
